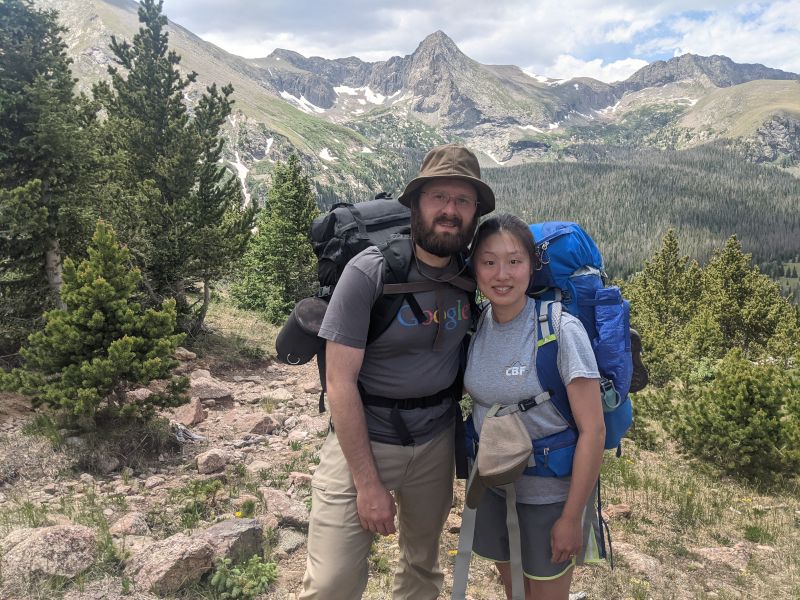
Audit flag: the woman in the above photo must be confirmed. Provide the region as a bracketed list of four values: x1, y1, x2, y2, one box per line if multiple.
[463, 214, 606, 600]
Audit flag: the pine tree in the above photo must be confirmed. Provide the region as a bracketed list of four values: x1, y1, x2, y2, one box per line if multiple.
[231, 155, 319, 323]
[0, 221, 186, 423]
[622, 229, 702, 384]
[93, 0, 254, 333]
[696, 235, 790, 356]
[0, 0, 99, 355]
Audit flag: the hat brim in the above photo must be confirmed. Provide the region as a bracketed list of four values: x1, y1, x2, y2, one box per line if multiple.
[397, 175, 495, 216]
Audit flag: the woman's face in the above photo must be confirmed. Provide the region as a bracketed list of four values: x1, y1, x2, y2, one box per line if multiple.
[473, 230, 532, 319]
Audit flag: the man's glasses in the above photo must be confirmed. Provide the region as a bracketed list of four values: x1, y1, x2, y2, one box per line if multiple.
[420, 190, 478, 211]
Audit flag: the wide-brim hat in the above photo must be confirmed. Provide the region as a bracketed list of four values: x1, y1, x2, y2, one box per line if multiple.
[275, 297, 328, 365]
[397, 144, 495, 216]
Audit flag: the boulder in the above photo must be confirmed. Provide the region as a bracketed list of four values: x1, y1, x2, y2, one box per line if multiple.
[264, 388, 293, 403]
[189, 372, 233, 403]
[196, 448, 230, 474]
[245, 460, 272, 478]
[175, 347, 197, 361]
[110, 512, 151, 536]
[276, 528, 306, 555]
[126, 388, 153, 403]
[259, 487, 309, 530]
[195, 518, 263, 563]
[236, 413, 279, 435]
[1, 525, 96, 583]
[125, 533, 214, 595]
[170, 397, 206, 427]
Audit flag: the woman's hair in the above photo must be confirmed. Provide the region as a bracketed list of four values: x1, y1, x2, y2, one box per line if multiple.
[471, 213, 540, 271]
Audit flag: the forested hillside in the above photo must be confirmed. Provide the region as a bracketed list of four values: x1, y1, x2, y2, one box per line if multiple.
[484, 144, 800, 278]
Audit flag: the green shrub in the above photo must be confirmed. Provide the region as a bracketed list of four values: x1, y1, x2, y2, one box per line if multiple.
[209, 555, 278, 599]
[672, 349, 800, 481]
[0, 221, 187, 424]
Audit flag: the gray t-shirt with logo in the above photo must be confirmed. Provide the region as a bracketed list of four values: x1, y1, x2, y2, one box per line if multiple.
[319, 245, 472, 444]
[464, 296, 599, 504]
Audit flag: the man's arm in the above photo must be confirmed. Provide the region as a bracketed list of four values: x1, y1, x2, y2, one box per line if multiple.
[326, 340, 397, 535]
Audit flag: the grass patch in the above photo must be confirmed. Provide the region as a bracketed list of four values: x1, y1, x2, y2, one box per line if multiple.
[186, 288, 280, 371]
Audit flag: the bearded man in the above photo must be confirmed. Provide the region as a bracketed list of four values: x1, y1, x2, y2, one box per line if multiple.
[299, 144, 496, 600]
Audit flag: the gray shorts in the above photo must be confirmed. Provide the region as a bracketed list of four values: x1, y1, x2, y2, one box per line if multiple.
[472, 490, 575, 580]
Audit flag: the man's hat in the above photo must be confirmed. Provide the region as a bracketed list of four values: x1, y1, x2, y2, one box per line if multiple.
[465, 406, 532, 509]
[397, 144, 496, 216]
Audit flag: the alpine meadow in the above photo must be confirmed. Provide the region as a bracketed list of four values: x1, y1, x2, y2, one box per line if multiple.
[0, 0, 799, 599]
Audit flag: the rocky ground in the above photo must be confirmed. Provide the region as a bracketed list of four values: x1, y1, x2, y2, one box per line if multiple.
[1, 347, 798, 599]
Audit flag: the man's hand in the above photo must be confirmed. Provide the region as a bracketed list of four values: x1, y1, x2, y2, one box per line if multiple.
[356, 482, 397, 535]
[550, 513, 582, 564]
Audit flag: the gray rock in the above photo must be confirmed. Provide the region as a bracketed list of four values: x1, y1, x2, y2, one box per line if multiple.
[259, 487, 309, 530]
[196, 448, 230, 474]
[125, 533, 214, 595]
[265, 388, 293, 402]
[175, 347, 197, 361]
[126, 388, 153, 402]
[144, 475, 166, 489]
[110, 512, 151, 536]
[277, 528, 306, 554]
[97, 454, 121, 474]
[1, 525, 97, 583]
[190, 376, 233, 403]
[195, 518, 263, 563]
[236, 413, 279, 435]
[170, 397, 206, 426]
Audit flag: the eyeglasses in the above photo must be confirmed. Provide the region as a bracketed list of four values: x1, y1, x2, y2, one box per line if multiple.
[420, 190, 478, 211]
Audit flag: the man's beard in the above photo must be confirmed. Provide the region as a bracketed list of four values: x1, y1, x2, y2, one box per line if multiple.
[412, 210, 477, 258]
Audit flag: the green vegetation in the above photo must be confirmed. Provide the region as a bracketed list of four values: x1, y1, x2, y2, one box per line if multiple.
[484, 144, 800, 279]
[622, 230, 800, 481]
[231, 154, 319, 323]
[0, 222, 187, 425]
[93, 0, 254, 334]
[209, 555, 278, 600]
[0, 0, 101, 356]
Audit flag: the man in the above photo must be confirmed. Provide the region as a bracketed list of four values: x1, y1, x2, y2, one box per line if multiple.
[299, 144, 496, 600]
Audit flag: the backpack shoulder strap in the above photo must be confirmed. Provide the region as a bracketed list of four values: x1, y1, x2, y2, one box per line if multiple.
[533, 299, 575, 429]
[367, 237, 417, 345]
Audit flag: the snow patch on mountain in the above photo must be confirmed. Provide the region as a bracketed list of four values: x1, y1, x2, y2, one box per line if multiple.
[334, 86, 387, 105]
[280, 91, 325, 114]
[319, 148, 337, 161]
[232, 151, 251, 206]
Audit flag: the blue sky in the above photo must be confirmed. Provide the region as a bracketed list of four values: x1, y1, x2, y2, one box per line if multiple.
[159, 1, 800, 82]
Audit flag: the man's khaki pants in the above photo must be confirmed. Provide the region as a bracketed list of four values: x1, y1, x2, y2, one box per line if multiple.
[299, 425, 455, 600]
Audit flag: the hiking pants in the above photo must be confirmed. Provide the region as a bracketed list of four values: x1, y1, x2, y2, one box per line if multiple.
[299, 425, 455, 600]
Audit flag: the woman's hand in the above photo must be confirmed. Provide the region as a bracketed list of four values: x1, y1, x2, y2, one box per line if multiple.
[550, 513, 583, 564]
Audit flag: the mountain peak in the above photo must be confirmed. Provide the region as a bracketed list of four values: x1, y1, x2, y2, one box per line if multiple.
[415, 30, 462, 55]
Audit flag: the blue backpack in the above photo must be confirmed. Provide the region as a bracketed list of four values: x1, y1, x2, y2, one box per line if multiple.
[523, 221, 634, 477]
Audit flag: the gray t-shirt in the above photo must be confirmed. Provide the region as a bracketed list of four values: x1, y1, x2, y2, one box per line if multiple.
[463, 296, 599, 504]
[319, 245, 472, 444]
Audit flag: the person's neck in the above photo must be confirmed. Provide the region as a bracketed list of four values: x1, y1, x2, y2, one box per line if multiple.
[492, 299, 527, 324]
[414, 244, 452, 269]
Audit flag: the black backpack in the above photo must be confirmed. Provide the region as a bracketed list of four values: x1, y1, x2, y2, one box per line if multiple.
[276, 194, 476, 412]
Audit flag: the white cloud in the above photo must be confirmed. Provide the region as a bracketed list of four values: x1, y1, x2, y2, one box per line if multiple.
[160, 1, 800, 78]
[544, 55, 649, 83]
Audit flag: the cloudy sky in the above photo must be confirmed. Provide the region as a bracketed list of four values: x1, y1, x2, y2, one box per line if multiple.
[159, 0, 800, 82]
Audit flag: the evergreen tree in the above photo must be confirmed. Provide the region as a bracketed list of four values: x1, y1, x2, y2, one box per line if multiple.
[623, 229, 702, 384]
[0, 0, 99, 356]
[0, 221, 186, 424]
[696, 235, 789, 356]
[93, 0, 254, 333]
[231, 155, 319, 323]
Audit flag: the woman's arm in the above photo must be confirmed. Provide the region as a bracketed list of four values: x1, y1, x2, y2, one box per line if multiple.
[549, 376, 605, 563]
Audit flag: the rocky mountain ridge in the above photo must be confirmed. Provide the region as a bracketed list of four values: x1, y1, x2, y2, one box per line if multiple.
[34, 0, 800, 201]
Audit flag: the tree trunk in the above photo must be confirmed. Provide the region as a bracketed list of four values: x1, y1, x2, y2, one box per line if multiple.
[190, 279, 212, 337]
[45, 237, 66, 309]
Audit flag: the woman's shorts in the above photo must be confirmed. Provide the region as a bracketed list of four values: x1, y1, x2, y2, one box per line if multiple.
[472, 490, 575, 580]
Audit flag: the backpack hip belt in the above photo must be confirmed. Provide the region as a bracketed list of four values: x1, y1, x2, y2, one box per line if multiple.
[359, 378, 462, 447]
